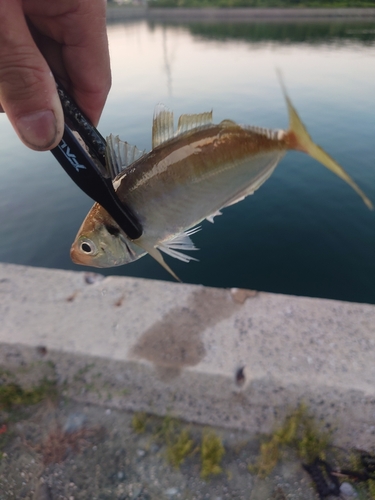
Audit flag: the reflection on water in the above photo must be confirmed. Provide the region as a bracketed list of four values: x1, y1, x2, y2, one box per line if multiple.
[0, 18, 374, 303]
[162, 26, 174, 96]
[185, 20, 375, 45]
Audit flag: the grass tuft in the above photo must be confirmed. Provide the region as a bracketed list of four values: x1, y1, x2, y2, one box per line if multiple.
[0, 380, 57, 411]
[131, 412, 148, 434]
[166, 429, 194, 468]
[250, 404, 331, 478]
[200, 430, 225, 479]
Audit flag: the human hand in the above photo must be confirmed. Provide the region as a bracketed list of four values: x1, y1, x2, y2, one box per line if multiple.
[0, 0, 111, 151]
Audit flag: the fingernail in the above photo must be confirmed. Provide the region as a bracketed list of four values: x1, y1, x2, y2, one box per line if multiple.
[16, 110, 58, 150]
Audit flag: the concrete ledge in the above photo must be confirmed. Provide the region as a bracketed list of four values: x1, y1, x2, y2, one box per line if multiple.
[106, 6, 375, 22]
[1, 263, 375, 449]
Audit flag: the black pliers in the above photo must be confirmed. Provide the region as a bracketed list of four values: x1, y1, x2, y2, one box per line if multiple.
[50, 80, 142, 240]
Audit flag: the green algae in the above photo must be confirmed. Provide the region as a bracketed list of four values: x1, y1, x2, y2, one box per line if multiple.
[132, 412, 148, 434]
[166, 429, 194, 468]
[250, 404, 331, 478]
[200, 430, 225, 479]
[0, 379, 57, 411]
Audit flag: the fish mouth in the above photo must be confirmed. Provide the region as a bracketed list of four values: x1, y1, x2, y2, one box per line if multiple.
[70, 244, 82, 265]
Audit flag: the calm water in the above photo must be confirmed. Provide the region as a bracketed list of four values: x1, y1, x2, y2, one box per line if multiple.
[0, 19, 375, 303]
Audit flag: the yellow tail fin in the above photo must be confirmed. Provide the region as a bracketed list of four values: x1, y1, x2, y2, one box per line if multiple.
[278, 73, 373, 210]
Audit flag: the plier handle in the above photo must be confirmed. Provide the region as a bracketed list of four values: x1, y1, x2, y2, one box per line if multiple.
[50, 80, 142, 240]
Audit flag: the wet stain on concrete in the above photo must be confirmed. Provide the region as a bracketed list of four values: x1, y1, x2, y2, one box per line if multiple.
[131, 287, 240, 380]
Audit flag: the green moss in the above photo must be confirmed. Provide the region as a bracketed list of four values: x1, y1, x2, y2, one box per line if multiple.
[154, 415, 178, 442]
[152, 415, 194, 467]
[0, 379, 57, 457]
[368, 479, 375, 499]
[0, 379, 57, 411]
[166, 429, 194, 468]
[132, 412, 148, 434]
[0, 368, 15, 380]
[153, 418, 225, 478]
[73, 363, 95, 381]
[200, 430, 225, 479]
[296, 420, 330, 463]
[349, 451, 363, 471]
[344, 452, 375, 500]
[250, 405, 331, 478]
[251, 438, 280, 478]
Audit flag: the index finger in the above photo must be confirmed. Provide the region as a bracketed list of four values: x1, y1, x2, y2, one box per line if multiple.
[25, 0, 111, 126]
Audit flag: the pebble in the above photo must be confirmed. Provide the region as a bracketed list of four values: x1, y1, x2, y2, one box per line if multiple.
[340, 482, 358, 497]
[165, 487, 178, 496]
[63, 413, 86, 434]
[131, 484, 143, 499]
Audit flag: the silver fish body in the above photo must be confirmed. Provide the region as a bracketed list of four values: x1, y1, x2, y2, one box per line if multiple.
[70, 85, 372, 279]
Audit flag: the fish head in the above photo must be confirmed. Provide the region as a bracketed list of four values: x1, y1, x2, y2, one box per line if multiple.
[70, 204, 146, 268]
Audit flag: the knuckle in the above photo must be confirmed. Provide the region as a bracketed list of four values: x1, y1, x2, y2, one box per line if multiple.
[0, 53, 46, 104]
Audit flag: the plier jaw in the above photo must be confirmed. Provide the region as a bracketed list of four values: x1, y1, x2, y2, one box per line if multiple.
[50, 80, 143, 241]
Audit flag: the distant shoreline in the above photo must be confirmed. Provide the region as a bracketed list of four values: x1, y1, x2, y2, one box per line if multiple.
[106, 6, 375, 22]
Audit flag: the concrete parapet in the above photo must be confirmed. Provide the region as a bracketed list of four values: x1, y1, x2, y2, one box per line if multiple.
[106, 6, 375, 22]
[0, 263, 374, 449]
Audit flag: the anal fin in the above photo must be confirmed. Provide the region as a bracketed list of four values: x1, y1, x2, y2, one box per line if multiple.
[138, 240, 181, 282]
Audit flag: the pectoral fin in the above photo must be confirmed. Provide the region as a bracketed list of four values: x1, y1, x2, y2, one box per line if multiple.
[158, 228, 200, 263]
[106, 134, 146, 180]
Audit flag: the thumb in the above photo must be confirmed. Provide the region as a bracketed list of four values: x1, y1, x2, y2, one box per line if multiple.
[0, 0, 63, 151]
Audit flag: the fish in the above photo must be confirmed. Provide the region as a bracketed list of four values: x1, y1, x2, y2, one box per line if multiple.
[70, 80, 373, 281]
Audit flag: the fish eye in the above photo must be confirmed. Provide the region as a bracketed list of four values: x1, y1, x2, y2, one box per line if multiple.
[80, 240, 97, 255]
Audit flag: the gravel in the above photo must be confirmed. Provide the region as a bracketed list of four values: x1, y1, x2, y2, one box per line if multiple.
[0, 396, 320, 500]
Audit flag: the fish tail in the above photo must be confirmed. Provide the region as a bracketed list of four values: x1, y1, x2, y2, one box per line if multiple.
[278, 72, 373, 210]
[138, 240, 182, 282]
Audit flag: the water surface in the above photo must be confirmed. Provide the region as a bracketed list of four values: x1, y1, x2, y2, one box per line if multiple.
[0, 18, 374, 303]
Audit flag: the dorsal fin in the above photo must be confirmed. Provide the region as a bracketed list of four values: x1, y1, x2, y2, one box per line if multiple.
[106, 134, 146, 180]
[152, 104, 174, 149]
[245, 125, 282, 140]
[176, 111, 213, 135]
